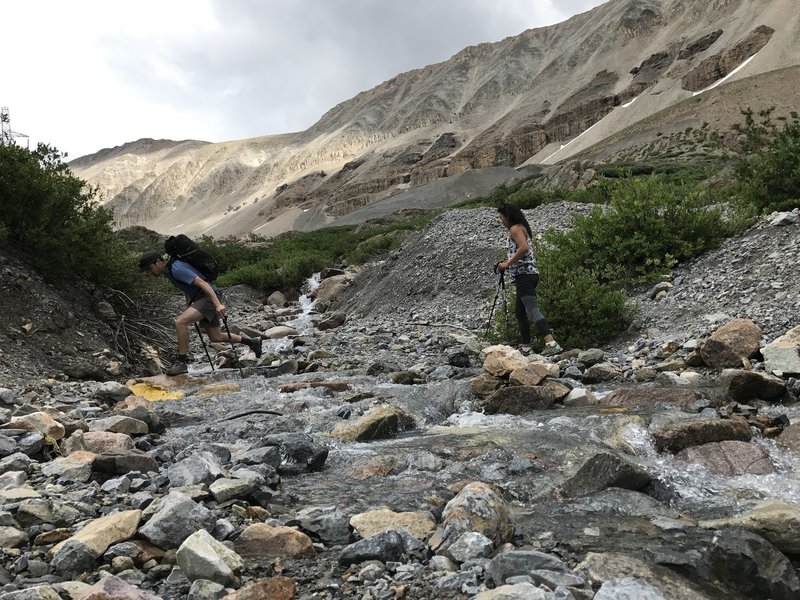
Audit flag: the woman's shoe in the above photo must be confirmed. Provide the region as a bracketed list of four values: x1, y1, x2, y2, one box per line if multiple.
[541, 342, 563, 357]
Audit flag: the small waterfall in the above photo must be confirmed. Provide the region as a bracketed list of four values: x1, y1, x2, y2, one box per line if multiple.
[285, 272, 322, 334]
[299, 272, 321, 313]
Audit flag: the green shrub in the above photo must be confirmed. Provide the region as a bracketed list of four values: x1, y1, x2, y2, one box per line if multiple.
[196, 235, 263, 275]
[548, 175, 734, 285]
[0, 143, 138, 292]
[458, 180, 611, 211]
[536, 246, 631, 349]
[216, 212, 436, 292]
[505, 185, 610, 208]
[349, 230, 412, 264]
[733, 107, 800, 213]
[594, 162, 719, 181]
[505, 187, 551, 209]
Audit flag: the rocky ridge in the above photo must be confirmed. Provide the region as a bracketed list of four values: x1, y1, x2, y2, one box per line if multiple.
[0, 204, 799, 599]
[69, 0, 800, 239]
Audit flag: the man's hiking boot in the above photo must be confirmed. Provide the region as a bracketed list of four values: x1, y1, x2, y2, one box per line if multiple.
[167, 351, 193, 364]
[541, 342, 563, 357]
[244, 336, 263, 358]
[165, 359, 188, 376]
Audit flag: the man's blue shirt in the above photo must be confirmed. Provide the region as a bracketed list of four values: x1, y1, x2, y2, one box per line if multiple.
[166, 259, 217, 301]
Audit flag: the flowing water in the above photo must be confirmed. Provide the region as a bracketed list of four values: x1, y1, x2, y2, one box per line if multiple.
[275, 394, 800, 522]
[163, 272, 798, 580]
[262, 272, 322, 355]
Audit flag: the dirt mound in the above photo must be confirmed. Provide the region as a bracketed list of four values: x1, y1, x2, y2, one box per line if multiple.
[0, 244, 119, 389]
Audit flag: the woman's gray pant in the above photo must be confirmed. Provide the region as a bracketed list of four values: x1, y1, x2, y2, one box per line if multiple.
[513, 273, 551, 343]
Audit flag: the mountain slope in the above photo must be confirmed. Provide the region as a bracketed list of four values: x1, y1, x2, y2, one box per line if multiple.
[569, 65, 800, 163]
[70, 0, 800, 238]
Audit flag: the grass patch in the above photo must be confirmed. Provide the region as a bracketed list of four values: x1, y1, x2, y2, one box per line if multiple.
[213, 211, 438, 291]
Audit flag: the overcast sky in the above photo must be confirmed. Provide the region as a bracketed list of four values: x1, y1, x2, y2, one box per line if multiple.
[3, 0, 607, 159]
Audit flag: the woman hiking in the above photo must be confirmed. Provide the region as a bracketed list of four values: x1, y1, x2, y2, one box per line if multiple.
[495, 203, 563, 357]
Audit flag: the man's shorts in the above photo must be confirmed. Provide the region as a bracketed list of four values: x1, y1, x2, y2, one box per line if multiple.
[191, 296, 221, 327]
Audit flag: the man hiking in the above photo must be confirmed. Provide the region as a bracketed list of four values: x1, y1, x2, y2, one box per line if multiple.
[138, 250, 262, 375]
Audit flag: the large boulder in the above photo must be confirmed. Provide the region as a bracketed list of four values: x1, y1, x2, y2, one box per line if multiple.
[338, 530, 406, 566]
[582, 363, 623, 384]
[5, 412, 65, 441]
[599, 387, 702, 409]
[762, 325, 800, 375]
[469, 373, 506, 398]
[776, 423, 800, 454]
[721, 369, 787, 402]
[71, 575, 162, 600]
[176, 529, 243, 585]
[137, 492, 212, 550]
[50, 510, 141, 558]
[62, 430, 135, 455]
[429, 482, 513, 556]
[92, 449, 158, 475]
[350, 508, 436, 540]
[699, 319, 762, 368]
[219, 577, 295, 600]
[482, 386, 560, 414]
[705, 528, 800, 600]
[700, 500, 800, 554]
[235, 523, 315, 558]
[331, 405, 415, 442]
[482, 345, 528, 378]
[314, 274, 353, 306]
[508, 363, 553, 387]
[558, 452, 651, 498]
[577, 552, 717, 599]
[651, 418, 752, 454]
[676, 441, 774, 475]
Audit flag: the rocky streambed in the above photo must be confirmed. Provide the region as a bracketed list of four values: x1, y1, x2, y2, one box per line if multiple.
[0, 206, 799, 600]
[1, 277, 799, 600]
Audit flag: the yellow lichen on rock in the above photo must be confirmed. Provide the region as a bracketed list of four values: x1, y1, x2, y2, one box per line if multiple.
[127, 383, 184, 402]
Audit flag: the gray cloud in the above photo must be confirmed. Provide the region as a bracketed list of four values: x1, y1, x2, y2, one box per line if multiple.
[100, 0, 607, 143]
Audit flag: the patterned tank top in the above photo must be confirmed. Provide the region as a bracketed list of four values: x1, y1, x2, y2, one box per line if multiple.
[506, 232, 538, 278]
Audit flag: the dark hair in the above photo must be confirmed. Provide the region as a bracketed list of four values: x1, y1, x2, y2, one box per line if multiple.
[497, 204, 532, 238]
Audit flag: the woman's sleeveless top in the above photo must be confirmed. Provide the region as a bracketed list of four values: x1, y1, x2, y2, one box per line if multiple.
[507, 233, 538, 278]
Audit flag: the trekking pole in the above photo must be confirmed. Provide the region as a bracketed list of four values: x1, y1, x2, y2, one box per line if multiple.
[500, 272, 510, 344]
[486, 263, 511, 343]
[484, 268, 500, 336]
[193, 323, 215, 372]
[222, 315, 245, 378]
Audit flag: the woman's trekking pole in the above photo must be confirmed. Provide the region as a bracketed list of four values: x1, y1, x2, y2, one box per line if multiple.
[193, 323, 215, 372]
[501, 274, 510, 344]
[222, 316, 245, 378]
[486, 264, 508, 341]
